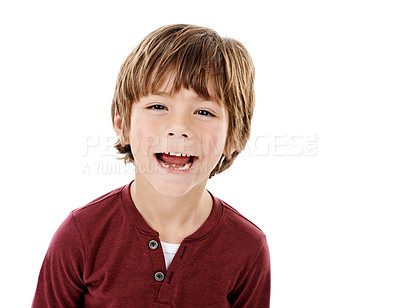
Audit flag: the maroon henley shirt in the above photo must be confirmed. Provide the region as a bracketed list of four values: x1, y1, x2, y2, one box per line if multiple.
[32, 181, 270, 307]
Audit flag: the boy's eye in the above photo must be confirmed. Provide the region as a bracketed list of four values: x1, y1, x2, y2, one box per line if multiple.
[196, 110, 215, 117]
[147, 104, 166, 110]
[146, 105, 214, 117]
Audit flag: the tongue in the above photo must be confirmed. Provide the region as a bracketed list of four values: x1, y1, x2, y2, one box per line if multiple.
[159, 153, 191, 165]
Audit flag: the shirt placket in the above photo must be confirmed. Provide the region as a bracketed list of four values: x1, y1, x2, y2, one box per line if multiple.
[147, 235, 196, 305]
[156, 240, 197, 304]
[146, 235, 167, 299]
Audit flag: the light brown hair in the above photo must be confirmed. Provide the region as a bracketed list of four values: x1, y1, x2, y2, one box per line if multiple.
[111, 24, 255, 178]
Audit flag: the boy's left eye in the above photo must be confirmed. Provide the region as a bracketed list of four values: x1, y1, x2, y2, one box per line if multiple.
[196, 110, 215, 117]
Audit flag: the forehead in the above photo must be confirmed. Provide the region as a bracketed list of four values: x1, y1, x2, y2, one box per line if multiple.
[147, 70, 222, 106]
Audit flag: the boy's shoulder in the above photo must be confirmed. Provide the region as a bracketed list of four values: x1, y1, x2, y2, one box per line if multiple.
[68, 183, 267, 247]
[216, 195, 267, 244]
[70, 183, 127, 222]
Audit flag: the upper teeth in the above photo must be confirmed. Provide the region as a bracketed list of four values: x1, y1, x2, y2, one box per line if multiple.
[163, 151, 192, 157]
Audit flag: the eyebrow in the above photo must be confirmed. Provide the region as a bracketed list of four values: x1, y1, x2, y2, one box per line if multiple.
[152, 91, 171, 97]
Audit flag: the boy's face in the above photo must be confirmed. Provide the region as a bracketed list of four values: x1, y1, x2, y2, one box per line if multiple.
[118, 79, 232, 198]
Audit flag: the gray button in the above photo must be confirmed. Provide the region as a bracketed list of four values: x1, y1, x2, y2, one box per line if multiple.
[148, 240, 159, 250]
[154, 271, 165, 282]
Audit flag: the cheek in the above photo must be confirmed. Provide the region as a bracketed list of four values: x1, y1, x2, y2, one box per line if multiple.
[200, 127, 228, 158]
[130, 121, 161, 156]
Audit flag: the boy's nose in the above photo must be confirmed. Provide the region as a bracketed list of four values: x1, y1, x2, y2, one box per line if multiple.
[168, 132, 189, 138]
[166, 113, 193, 139]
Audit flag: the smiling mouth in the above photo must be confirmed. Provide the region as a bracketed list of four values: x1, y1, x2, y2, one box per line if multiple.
[155, 152, 198, 171]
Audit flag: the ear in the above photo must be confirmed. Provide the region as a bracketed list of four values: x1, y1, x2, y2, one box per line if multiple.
[114, 110, 128, 145]
[223, 139, 237, 158]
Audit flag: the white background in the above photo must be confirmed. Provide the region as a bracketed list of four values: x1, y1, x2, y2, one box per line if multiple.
[1, 0, 399, 307]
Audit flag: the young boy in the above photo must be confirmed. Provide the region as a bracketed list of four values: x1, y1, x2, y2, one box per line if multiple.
[32, 24, 270, 307]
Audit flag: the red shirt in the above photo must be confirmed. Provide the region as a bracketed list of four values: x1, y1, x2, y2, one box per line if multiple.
[32, 181, 270, 307]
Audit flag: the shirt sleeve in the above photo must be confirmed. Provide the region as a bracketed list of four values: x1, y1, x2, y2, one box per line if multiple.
[32, 212, 87, 307]
[228, 235, 271, 308]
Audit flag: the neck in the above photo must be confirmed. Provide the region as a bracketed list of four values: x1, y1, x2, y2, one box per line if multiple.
[130, 174, 212, 243]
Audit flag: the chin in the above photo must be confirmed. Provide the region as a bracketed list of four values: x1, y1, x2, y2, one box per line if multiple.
[134, 161, 210, 198]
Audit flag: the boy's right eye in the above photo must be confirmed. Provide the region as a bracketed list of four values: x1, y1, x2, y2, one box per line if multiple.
[146, 104, 166, 110]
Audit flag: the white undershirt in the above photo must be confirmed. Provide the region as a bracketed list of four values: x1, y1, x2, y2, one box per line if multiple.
[160, 241, 181, 271]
